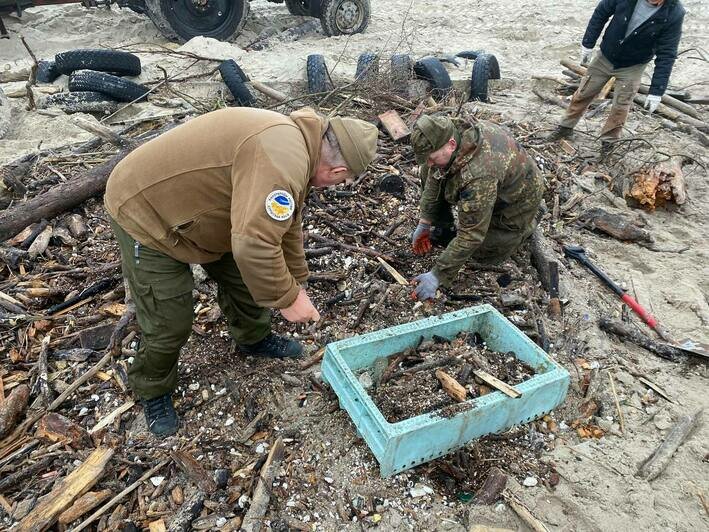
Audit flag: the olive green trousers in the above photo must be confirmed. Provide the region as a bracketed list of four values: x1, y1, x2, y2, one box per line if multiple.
[111, 219, 270, 400]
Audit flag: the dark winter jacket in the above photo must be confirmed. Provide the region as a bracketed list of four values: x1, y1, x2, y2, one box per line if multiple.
[582, 0, 685, 95]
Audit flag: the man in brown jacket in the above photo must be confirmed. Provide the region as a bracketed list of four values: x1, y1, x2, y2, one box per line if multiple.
[105, 107, 378, 437]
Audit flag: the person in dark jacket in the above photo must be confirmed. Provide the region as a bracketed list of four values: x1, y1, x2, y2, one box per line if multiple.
[549, 0, 685, 143]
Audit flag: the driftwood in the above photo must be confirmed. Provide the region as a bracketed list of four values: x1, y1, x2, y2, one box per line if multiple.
[241, 437, 285, 532]
[530, 228, 566, 297]
[17, 446, 114, 532]
[599, 318, 684, 361]
[628, 158, 687, 210]
[0, 384, 30, 438]
[473, 370, 522, 398]
[0, 124, 171, 243]
[503, 491, 550, 532]
[0, 455, 54, 493]
[171, 450, 218, 494]
[168, 490, 205, 532]
[435, 370, 467, 402]
[578, 207, 653, 243]
[637, 409, 703, 481]
[475, 467, 508, 505]
[58, 489, 113, 526]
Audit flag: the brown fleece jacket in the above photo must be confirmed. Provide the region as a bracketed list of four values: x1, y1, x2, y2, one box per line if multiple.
[104, 107, 327, 309]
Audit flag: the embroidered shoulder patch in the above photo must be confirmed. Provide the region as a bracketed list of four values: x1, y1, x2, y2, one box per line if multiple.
[265, 190, 295, 221]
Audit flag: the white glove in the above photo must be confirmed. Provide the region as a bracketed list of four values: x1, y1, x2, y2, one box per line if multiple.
[644, 94, 662, 114]
[580, 46, 594, 65]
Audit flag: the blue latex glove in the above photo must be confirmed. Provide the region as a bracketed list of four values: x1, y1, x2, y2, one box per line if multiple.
[412, 271, 439, 301]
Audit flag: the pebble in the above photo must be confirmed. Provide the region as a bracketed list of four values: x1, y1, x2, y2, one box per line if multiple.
[188, 383, 200, 391]
[324, 476, 334, 484]
[224, 417, 234, 427]
[150, 476, 164, 487]
[255, 442, 269, 454]
[523, 476, 538, 487]
[409, 483, 434, 497]
[358, 372, 373, 390]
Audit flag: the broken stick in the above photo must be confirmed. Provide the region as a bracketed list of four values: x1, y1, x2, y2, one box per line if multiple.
[0, 384, 30, 438]
[435, 369, 467, 402]
[473, 370, 522, 398]
[637, 408, 703, 481]
[376, 256, 408, 286]
[503, 491, 550, 532]
[241, 437, 285, 532]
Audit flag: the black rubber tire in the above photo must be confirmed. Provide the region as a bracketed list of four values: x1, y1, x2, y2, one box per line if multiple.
[306, 54, 332, 94]
[218, 60, 256, 107]
[320, 0, 370, 36]
[40, 91, 120, 115]
[55, 49, 141, 76]
[69, 71, 150, 102]
[413, 57, 452, 99]
[390, 53, 412, 84]
[469, 53, 500, 102]
[36, 60, 61, 83]
[355, 52, 378, 81]
[456, 50, 485, 61]
[285, 0, 310, 16]
[144, 0, 249, 43]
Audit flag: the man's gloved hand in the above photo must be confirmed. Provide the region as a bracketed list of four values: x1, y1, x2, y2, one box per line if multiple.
[580, 46, 594, 65]
[281, 288, 321, 323]
[411, 271, 440, 301]
[644, 94, 662, 114]
[412, 222, 432, 255]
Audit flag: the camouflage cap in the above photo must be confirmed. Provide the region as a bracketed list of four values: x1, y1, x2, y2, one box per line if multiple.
[329, 116, 379, 175]
[411, 115, 456, 164]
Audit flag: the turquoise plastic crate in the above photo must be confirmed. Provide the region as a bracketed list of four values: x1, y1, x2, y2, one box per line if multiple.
[321, 304, 570, 477]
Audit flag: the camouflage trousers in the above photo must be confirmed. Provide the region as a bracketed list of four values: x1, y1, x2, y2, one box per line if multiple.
[560, 53, 646, 140]
[111, 219, 270, 400]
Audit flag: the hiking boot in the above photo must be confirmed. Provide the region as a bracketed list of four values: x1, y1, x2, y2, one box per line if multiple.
[239, 333, 303, 359]
[546, 126, 574, 141]
[430, 226, 457, 247]
[142, 394, 178, 438]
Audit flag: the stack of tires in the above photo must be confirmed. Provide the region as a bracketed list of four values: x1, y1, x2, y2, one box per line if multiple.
[37, 49, 150, 115]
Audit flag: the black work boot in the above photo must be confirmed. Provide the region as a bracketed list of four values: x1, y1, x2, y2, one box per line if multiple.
[142, 394, 179, 438]
[239, 333, 303, 359]
[546, 126, 574, 141]
[430, 226, 457, 247]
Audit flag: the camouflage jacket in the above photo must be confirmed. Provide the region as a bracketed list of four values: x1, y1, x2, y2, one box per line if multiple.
[419, 119, 543, 286]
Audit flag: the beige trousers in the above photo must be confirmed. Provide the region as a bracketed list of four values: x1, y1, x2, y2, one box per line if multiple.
[561, 53, 647, 140]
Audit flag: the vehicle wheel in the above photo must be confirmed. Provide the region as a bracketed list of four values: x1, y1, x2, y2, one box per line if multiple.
[36, 60, 61, 83]
[39, 91, 120, 114]
[413, 57, 452, 99]
[69, 71, 150, 102]
[306, 54, 332, 94]
[144, 0, 249, 43]
[55, 49, 141, 76]
[390, 53, 412, 84]
[320, 0, 370, 37]
[219, 60, 256, 107]
[355, 52, 378, 81]
[0, 87, 10, 140]
[469, 53, 500, 102]
[285, 0, 310, 16]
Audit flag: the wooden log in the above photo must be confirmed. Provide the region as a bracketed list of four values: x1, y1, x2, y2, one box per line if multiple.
[249, 81, 287, 103]
[58, 490, 112, 526]
[0, 124, 171, 243]
[634, 94, 709, 131]
[0, 456, 53, 493]
[474, 467, 508, 505]
[167, 490, 205, 532]
[578, 207, 653, 243]
[241, 437, 285, 532]
[0, 384, 30, 439]
[636, 85, 701, 119]
[170, 450, 217, 494]
[637, 409, 702, 480]
[598, 318, 684, 361]
[435, 369, 467, 402]
[17, 446, 114, 532]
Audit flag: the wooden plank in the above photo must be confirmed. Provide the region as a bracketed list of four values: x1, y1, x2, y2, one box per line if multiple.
[58, 489, 112, 525]
[376, 257, 408, 286]
[473, 370, 522, 398]
[17, 446, 114, 531]
[88, 400, 135, 434]
[377, 110, 411, 141]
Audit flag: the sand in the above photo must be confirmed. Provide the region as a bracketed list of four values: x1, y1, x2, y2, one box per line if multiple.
[1, 1, 708, 530]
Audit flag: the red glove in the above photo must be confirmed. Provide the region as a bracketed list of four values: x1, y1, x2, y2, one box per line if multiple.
[412, 222, 432, 255]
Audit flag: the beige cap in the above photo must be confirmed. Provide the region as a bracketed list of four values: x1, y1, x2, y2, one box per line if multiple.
[329, 116, 379, 175]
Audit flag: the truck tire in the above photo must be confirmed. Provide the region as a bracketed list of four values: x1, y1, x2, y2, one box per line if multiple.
[144, 0, 249, 43]
[306, 54, 332, 94]
[36, 60, 61, 83]
[456, 50, 485, 61]
[469, 53, 500, 102]
[413, 57, 452, 99]
[390, 54, 412, 84]
[320, 0, 370, 37]
[69, 71, 150, 102]
[285, 0, 310, 16]
[39, 91, 120, 115]
[355, 52, 378, 81]
[218, 60, 255, 107]
[55, 49, 141, 76]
